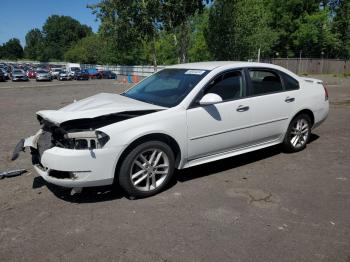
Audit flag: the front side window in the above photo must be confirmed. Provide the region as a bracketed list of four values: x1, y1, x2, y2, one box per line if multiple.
[249, 69, 283, 96]
[123, 69, 209, 107]
[204, 71, 244, 101]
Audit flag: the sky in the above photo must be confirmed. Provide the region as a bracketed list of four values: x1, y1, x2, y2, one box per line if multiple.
[0, 0, 100, 46]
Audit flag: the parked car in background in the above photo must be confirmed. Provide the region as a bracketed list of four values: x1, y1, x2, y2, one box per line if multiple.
[87, 68, 101, 79]
[100, 70, 117, 79]
[27, 70, 37, 79]
[13, 62, 329, 198]
[0, 65, 10, 74]
[50, 68, 63, 79]
[58, 71, 72, 81]
[66, 63, 81, 77]
[68, 67, 80, 78]
[75, 69, 90, 80]
[0, 70, 6, 81]
[36, 70, 52, 81]
[11, 69, 29, 82]
[0, 68, 10, 80]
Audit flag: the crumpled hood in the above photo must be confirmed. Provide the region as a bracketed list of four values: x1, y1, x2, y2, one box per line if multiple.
[37, 93, 165, 125]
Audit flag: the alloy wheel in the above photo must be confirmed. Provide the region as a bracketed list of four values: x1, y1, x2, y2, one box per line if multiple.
[290, 118, 309, 149]
[130, 149, 170, 192]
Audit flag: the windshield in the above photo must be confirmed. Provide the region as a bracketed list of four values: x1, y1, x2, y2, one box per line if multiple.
[13, 70, 23, 74]
[123, 69, 209, 107]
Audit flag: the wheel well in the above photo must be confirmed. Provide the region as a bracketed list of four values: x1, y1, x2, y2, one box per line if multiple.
[114, 133, 181, 182]
[294, 109, 315, 126]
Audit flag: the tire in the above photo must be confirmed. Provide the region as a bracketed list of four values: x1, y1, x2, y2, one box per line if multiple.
[118, 141, 175, 198]
[282, 114, 311, 153]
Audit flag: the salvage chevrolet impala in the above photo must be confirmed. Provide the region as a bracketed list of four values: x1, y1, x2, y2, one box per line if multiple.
[12, 62, 329, 198]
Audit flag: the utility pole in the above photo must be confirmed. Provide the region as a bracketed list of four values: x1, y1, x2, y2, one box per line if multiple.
[257, 48, 261, 62]
[297, 50, 302, 74]
[321, 51, 325, 74]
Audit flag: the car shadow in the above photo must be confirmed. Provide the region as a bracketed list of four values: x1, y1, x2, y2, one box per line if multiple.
[34, 134, 319, 203]
[175, 133, 319, 183]
[32, 176, 124, 203]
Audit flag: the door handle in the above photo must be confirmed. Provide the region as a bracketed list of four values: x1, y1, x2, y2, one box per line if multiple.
[285, 97, 295, 103]
[236, 105, 250, 112]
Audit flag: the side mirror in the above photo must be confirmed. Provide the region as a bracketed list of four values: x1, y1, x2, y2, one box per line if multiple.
[199, 93, 223, 106]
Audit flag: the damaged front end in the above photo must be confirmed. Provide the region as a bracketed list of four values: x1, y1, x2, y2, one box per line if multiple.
[12, 110, 157, 165]
[11, 92, 165, 189]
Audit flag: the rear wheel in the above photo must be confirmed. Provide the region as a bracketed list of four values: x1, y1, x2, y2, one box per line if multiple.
[283, 114, 311, 152]
[118, 141, 175, 198]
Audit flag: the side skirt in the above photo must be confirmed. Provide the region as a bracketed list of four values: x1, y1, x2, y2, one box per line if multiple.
[182, 138, 282, 169]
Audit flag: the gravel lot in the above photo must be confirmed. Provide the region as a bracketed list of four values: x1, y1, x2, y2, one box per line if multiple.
[0, 77, 349, 262]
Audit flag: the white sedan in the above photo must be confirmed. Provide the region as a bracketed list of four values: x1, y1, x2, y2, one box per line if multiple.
[13, 62, 329, 198]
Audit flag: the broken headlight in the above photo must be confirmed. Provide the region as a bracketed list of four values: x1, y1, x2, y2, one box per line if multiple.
[64, 131, 110, 150]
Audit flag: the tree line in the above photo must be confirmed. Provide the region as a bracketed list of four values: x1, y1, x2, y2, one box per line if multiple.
[0, 0, 349, 65]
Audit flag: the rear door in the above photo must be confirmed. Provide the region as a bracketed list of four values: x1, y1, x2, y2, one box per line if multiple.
[245, 68, 297, 145]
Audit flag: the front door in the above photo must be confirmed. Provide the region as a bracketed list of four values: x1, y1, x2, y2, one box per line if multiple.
[186, 70, 253, 160]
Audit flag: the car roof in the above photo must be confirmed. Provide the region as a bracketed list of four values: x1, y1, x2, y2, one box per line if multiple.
[166, 61, 299, 79]
[167, 61, 286, 71]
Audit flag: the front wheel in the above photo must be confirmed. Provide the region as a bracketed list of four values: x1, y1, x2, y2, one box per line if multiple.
[283, 114, 311, 153]
[118, 141, 175, 198]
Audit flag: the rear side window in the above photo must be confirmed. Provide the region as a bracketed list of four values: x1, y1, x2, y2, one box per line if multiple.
[282, 73, 300, 91]
[249, 69, 283, 96]
[205, 71, 244, 101]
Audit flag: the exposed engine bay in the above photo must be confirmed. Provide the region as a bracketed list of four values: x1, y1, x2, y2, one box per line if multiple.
[13, 110, 159, 164]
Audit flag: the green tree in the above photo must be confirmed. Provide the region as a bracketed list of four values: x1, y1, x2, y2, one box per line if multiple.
[332, 0, 350, 58]
[64, 33, 125, 64]
[153, 32, 178, 64]
[0, 38, 24, 59]
[269, 0, 321, 57]
[42, 15, 92, 60]
[142, 9, 211, 65]
[292, 8, 340, 57]
[90, 0, 204, 66]
[24, 28, 44, 60]
[206, 0, 276, 61]
[90, 0, 161, 66]
[161, 0, 204, 63]
[64, 34, 102, 64]
[188, 9, 212, 62]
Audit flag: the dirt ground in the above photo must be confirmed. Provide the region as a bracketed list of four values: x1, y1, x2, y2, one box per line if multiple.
[0, 76, 349, 262]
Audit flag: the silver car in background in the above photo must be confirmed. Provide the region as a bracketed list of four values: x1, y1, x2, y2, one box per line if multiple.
[36, 70, 52, 81]
[0, 68, 10, 80]
[50, 68, 63, 79]
[11, 69, 29, 82]
[58, 70, 72, 81]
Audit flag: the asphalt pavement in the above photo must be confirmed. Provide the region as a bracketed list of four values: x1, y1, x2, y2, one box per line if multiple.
[0, 77, 349, 262]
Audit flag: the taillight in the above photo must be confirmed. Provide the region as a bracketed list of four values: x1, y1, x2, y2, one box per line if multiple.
[323, 84, 329, 101]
